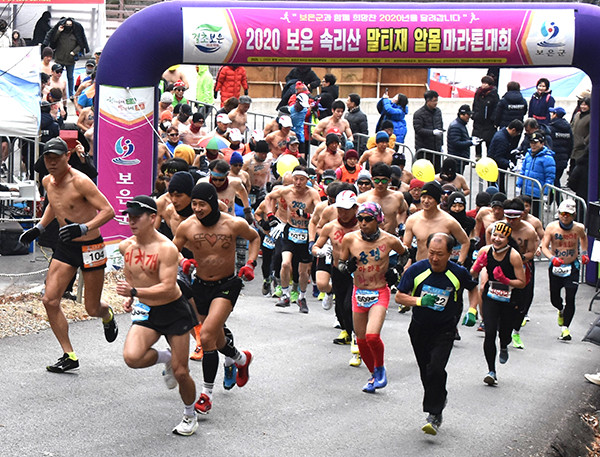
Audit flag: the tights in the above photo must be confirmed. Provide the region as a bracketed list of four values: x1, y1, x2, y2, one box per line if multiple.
[548, 265, 579, 327]
[483, 298, 517, 373]
[357, 333, 384, 373]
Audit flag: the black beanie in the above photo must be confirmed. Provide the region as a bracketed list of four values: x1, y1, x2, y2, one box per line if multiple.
[421, 181, 442, 203]
[168, 171, 194, 196]
[475, 191, 492, 207]
[448, 191, 467, 208]
[191, 182, 221, 226]
[255, 140, 269, 153]
[490, 192, 507, 208]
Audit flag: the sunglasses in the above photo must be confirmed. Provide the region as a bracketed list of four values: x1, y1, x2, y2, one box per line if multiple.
[174, 88, 184, 92]
[372, 178, 389, 184]
[54, 70, 63, 74]
[211, 177, 226, 182]
[357, 215, 375, 223]
[559, 212, 573, 216]
[168, 133, 179, 137]
[323, 179, 334, 184]
[443, 190, 453, 195]
[357, 181, 371, 185]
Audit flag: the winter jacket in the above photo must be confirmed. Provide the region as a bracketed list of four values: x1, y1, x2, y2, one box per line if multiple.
[32, 12, 51, 46]
[567, 154, 589, 200]
[0, 27, 11, 48]
[528, 90, 555, 125]
[12, 31, 26, 47]
[378, 98, 408, 143]
[494, 90, 527, 128]
[345, 107, 368, 136]
[285, 67, 320, 92]
[44, 18, 89, 65]
[195, 65, 215, 106]
[215, 66, 248, 106]
[548, 117, 573, 168]
[471, 86, 499, 142]
[290, 104, 308, 143]
[447, 117, 473, 159]
[515, 146, 556, 197]
[570, 110, 590, 161]
[413, 104, 443, 152]
[487, 128, 513, 169]
[322, 84, 339, 100]
[517, 123, 553, 156]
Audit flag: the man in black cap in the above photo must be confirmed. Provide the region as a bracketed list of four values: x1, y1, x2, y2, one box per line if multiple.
[243, 139, 272, 209]
[475, 192, 507, 246]
[173, 182, 259, 416]
[117, 195, 199, 436]
[447, 104, 480, 173]
[19, 137, 117, 373]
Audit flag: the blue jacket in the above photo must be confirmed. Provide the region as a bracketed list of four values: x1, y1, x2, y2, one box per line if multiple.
[528, 91, 555, 125]
[487, 128, 512, 169]
[379, 98, 408, 143]
[516, 145, 556, 197]
[446, 117, 472, 159]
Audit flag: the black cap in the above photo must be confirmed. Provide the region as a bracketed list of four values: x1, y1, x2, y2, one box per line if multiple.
[458, 104, 472, 115]
[490, 192, 507, 207]
[530, 131, 545, 143]
[421, 181, 442, 203]
[43, 138, 69, 155]
[122, 195, 157, 216]
[51, 63, 63, 72]
[322, 169, 336, 180]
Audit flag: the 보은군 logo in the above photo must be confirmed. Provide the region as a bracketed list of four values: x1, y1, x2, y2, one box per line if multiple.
[112, 137, 140, 166]
[193, 23, 224, 53]
[538, 21, 565, 47]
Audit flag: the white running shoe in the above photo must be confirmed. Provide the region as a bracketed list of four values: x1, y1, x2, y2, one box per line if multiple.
[322, 293, 334, 310]
[172, 413, 198, 436]
[162, 359, 178, 390]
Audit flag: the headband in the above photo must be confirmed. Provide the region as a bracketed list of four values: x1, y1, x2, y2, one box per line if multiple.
[292, 170, 309, 178]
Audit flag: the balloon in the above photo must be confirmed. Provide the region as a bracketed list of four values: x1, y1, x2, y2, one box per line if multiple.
[276, 154, 300, 177]
[476, 157, 499, 182]
[411, 159, 435, 182]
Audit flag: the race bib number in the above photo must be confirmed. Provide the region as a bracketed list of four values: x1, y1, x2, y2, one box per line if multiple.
[288, 227, 308, 244]
[487, 281, 513, 302]
[82, 243, 107, 269]
[450, 244, 461, 262]
[131, 302, 150, 322]
[421, 285, 451, 312]
[355, 289, 379, 308]
[552, 264, 572, 277]
[262, 235, 276, 250]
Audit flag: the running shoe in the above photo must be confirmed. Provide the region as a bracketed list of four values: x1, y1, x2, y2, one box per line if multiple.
[195, 394, 212, 415]
[298, 298, 309, 314]
[349, 353, 362, 367]
[422, 413, 443, 436]
[512, 333, 524, 349]
[275, 296, 290, 307]
[223, 364, 237, 390]
[333, 330, 351, 345]
[398, 304, 410, 313]
[454, 328, 461, 341]
[262, 279, 272, 296]
[483, 371, 498, 386]
[584, 373, 600, 385]
[236, 350, 253, 387]
[46, 353, 79, 373]
[190, 344, 203, 361]
[290, 290, 299, 304]
[103, 306, 118, 343]
[351, 333, 359, 354]
[163, 358, 178, 390]
[318, 292, 325, 301]
[559, 328, 572, 341]
[312, 284, 319, 298]
[172, 413, 198, 436]
[499, 348, 509, 364]
[373, 366, 387, 389]
[557, 310, 564, 327]
[272, 285, 283, 298]
[477, 322, 485, 332]
[362, 376, 376, 393]
[322, 293, 334, 310]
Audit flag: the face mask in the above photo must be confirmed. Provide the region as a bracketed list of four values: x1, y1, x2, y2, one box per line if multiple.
[64, 25, 73, 32]
[85, 67, 94, 75]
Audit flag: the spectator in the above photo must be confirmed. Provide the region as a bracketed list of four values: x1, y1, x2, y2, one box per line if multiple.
[569, 96, 590, 173]
[195, 65, 215, 114]
[215, 65, 248, 107]
[528, 77, 555, 125]
[32, 11, 52, 47]
[447, 104, 478, 173]
[494, 80, 528, 129]
[321, 73, 339, 99]
[487, 119, 523, 193]
[548, 107, 573, 190]
[377, 92, 409, 143]
[11, 30, 26, 47]
[517, 118, 552, 157]
[285, 66, 320, 93]
[570, 89, 591, 122]
[471, 75, 499, 159]
[567, 154, 589, 205]
[345, 93, 369, 153]
[414, 90, 444, 171]
[290, 93, 309, 157]
[39, 100, 60, 144]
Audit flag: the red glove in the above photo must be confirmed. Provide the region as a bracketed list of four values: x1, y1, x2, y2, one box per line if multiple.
[582, 255, 590, 265]
[493, 266, 511, 285]
[472, 250, 488, 274]
[180, 258, 198, 275]
[238, 261, 255, 281]
[551, 256, 564, 267]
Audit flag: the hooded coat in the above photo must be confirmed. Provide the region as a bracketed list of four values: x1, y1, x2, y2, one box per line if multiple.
[43, 17, 89, 65]
[378, 98, 408, 143]
[494, 90, 527, 128]
[471, 85, 499, 142]
[528, 90, 555, 125]
[195, 65, 215, 106]
[215, 66, 248, 106]
[515, 145, 556, 197]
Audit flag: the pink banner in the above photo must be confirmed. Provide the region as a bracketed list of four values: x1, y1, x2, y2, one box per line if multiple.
[96, 85, 155, 242]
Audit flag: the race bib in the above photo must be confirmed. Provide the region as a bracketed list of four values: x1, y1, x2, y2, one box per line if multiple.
[355, 289, 379, 308]
[487, 281, 513, 302]
[131, 302, 150, 322]
[82, 243, 107, 269]
[249, 193, 257, 205]
[288, 227, 308, 244]
[262, 235, 276, 250]
[552, 264, 572, 278]
[421, 285, 451, 312]
[450, 244, 461, 262]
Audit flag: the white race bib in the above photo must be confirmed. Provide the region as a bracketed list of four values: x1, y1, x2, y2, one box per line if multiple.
[288, 227, 308, 244]
[355, 289, 379, 308]
[552, 264, 572, 278]
[82, 243, 107, 269]
[131, 302, 150, 322]
[421, 285, 451, 312]
[487, 281, 513, 302]
[262, 235, 276, 250]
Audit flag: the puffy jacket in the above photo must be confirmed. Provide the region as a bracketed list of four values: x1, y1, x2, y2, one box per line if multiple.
[515, 146, 556, 197]
[548, 117, 573, 168]
[570, 110, 590, 161]
[413, 104, 443, 152]
[487, 128, 512, 169]
[196, 65, 215, 106]
[379, 98, 408, 143]
[528, 90, 555, 125]
[215, 66, 248, 106]
[285, 67, 320, 92]
[494, 90, 527, 127]
[517, 123, 553, 156]
[471, 86, 499, 142]
[43, 17, 89, 65]
[446, 117, 472, 159]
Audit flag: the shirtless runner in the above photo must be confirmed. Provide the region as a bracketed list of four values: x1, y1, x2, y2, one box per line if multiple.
[316, 134, 344, 176]
[265, 115, 294, 159]
[359, 131, 395, 169]
[242, 139, 273, 209]
[312, 100, 354, 145]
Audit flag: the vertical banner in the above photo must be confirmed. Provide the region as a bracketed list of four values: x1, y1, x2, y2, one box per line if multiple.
[96, 85, 155, 242]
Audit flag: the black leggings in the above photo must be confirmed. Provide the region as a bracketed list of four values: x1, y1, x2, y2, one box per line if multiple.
[331, 268, 354, 334]
[261, 246, 275, 280]
[483, 297, 518, 373]
[549, 265, 579, 327]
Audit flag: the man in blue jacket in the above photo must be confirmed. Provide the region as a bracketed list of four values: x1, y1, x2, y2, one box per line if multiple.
[515, 131, 556, 218]
[487, 119, 523, 193]
[447, 104, 479, 174]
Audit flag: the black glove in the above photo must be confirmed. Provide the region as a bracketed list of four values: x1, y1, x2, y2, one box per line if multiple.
[385, 267, 399, 288]
[267, 213, 280, 227]
[259, 219, 271, 232]
[296, 208, 310, 219]
[308, 241, 315, 253]
[243, 206, 254, 224]
[59, 218, 88, 242]
[19, 224, 43, 245]
[338, 256, 357, 274]
[214, 91, 218, 99]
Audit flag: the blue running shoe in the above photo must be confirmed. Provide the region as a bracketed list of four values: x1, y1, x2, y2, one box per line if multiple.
[362, 376, 376, 393]
[223, 364, 237, 390]
[373, 366, 387, 389]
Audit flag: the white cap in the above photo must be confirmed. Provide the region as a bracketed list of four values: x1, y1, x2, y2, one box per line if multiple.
[558, 199, 576, 214]
[217, 113, 232, 124]
[251, 129, 264, 141]
[279, 115, 292, 128]
[297, 93, 309, 108]
[335, 190, 358, 209]
[228, 128, 243, 142]
[160, 92, 173, 104]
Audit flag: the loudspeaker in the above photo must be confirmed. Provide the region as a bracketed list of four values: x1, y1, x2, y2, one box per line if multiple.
[587, 201, 600, 240]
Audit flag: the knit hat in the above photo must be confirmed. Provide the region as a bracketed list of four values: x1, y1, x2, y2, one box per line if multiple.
[356, 169, 372, 183]
[230, 151, 243, 165]
[376, 131, 389, 143]
[490, 192, 507, 207]
[448, 191, 467, 207]
[173, 144, 195, 165]
[255, 140, 269, 153]
[421, 181, 442, 203]
[344, 149, 358, 160]
[409, 178, 425, 190]
[168, 171, 194, 196]
[475, 191, 492, 207]
[326, 133, 340, 146]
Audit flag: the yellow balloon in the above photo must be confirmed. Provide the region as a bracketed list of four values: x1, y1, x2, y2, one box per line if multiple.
[276, 154, 300, 177]
[411, 159, 435, 182]
[476, 157, 499, 182]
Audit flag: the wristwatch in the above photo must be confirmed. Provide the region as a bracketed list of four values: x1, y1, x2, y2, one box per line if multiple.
[130, 287, 138, 298]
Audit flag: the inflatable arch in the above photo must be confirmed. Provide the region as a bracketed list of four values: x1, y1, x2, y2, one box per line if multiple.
[96, 1, 599, 242]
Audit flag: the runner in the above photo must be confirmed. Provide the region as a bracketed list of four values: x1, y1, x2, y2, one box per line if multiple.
[242, 140, 272, 210]
[116, 196, 199, 436]
[173, 182, 259, 414]
[19, 138, 117, 372]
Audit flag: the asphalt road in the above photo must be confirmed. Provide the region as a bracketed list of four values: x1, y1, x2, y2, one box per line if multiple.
[1, 263, 599, 457]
